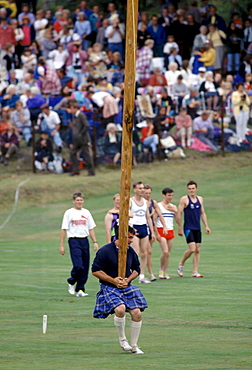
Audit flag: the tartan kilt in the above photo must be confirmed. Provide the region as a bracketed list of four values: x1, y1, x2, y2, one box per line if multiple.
[93, 284, 148, 319]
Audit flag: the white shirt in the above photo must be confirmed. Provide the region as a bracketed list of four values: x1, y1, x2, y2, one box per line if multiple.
[61, 207, 96, 238]
[105, 25, 124, 43]
[40, 110, 61, 130]
[156, 202, 174, 230]
[163, 41, 179, 54]
[130, 197, 148, 225]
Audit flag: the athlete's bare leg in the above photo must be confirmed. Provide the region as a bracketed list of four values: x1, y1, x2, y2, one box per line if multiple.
[139, 236, 149, 276]
[179, 242, 196, 266]
[192, 243, 201, 274]
[132, 236, 140, 256]
[160, 238, 173, 274]
[147, 240, 154, 276]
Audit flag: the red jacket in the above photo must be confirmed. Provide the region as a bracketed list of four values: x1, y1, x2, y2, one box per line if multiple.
[66, 43, 88, 73]
[0, 25, 16, 49]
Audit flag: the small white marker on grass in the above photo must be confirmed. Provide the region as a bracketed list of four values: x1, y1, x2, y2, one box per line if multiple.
[43, 315, 47, 334]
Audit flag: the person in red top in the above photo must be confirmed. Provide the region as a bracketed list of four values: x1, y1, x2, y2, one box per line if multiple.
[0, 17, 16, 50]
[148, 67, 167, 87]
[140, 118, 159, 156]
[20, 16, 35, 47]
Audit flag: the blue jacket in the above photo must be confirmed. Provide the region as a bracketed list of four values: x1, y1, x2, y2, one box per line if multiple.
[147, 24, 167, 46]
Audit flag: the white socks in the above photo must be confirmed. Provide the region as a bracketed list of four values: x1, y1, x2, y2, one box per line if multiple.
[130, 320, 142, 347]
[114, 315, 126, 341]
[139, 274, 144, 280]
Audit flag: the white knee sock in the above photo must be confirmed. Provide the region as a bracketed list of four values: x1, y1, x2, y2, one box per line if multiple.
[130, 320, 142, 347]
[114, 315, 126, 342]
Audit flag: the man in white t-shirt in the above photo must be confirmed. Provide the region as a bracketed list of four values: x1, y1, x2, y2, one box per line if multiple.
[105, 16, 124, 60]
[60, 192, 99, 297]
[38, 104, 63, 152]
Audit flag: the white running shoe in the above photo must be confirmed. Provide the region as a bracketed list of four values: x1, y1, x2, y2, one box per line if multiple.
[120, 339, 132, 351]
[150, 274, 157, 282]
[76, 290, 89, 297]
[131, 346, 144, 354]
[177, 265, 184, 277]
[139, 277, 151, 284]
[192, 272, 204, 278]
[68, 284, 75, 295]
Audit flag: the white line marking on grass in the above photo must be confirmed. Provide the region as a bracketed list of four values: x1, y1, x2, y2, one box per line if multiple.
[0, 178, 30, 229]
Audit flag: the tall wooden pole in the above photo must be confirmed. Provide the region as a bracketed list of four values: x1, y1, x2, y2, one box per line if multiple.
[118, 0, 139, 277]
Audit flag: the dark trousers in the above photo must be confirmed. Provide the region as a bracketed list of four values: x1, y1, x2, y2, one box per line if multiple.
[70, 139, 95, 175]
[67, 238, 90, 292]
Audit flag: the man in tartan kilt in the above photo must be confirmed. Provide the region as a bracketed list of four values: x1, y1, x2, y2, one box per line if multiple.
[92, 226, 148, 355]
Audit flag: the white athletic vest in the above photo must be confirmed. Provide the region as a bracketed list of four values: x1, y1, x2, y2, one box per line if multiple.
[156, 202, 174, 230]
[130, 197, 148, 225]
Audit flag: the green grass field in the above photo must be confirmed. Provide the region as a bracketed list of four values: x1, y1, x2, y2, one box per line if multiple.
[0, 152, 252, 370]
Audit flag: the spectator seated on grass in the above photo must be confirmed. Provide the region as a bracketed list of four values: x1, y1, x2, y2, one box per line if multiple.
[34, 131, 54, 171]
[0, 120, 19, 166]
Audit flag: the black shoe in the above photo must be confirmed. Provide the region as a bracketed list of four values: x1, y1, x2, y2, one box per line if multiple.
[68, 171, 80, 176]
[3, 158, 9, 166]
[0, 155, 4, 163]
[86, 173, 95, 176]
[56, 146, 62, 153]
[27, 138, 32, 147]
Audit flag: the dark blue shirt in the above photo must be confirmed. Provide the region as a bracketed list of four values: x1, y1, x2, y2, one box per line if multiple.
[184, 196, 201, 231]
[92, 242, 140, 287]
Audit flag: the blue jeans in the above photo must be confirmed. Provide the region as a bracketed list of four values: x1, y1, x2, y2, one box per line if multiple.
[142, 134, 159, 154]
[227, 53, 240, 72]
[195, 129, 218, 151]
[21, 126, 32, 143]
[206, 66, 214, 72]
[41, 119, 63, 147]
[68, 238, 90, 292]
[108, 43, 124, 60]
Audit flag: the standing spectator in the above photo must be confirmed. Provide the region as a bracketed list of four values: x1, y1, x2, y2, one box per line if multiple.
[207, 24, 226, 72]
[74, 12, 91, 51]
[48, 44, 69, 71]
[137, 22, 151, 49]
[243, 19, 252, 51]
[21, 48, 37, 73]
[96, 18, 110, 50]
[11, 100, 32, 146]
[171, 15, 189, 59]
[192, 25, 208, 54]
[0, 121, 19, 166]
[186, 1, 201, 24]
[53, 11, 67, 38]
[204, 5, 226, 32]
[37, 57, 62, 96]
[3, 43, 16, 72]
[66, 35, 88, 86]
[0, 16, 15, 51]
[231, 82, 250, 142]
[68, 100, 95, 176]
[78, 1, 92, 19]
[158, 7, 171, 36]
[18, 3, 36, 25]
[60, 192, 98, 297]
[88, 43, 110, 80]
[20, 16, 35, 48]
[34, 10, 48, 45]
[196, 40, 216, 72]
[105, 16, 125, 60]
[40, 28, 57, 59]
[226, 22, 243, 74]
[10, 19, 24, 68]
[136, 39, 154, 86]
[147, 15, 166, 57]
[186, 14, 200, 55]
[89, 5, 100, 44]
[193, 111, 219, 151]
[175, 107, 192, 148]
[37, 104, 63, 152]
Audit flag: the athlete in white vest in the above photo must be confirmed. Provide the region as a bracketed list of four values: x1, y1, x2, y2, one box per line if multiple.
[156, 187, 178, 280]
[130, 181, 155, 284]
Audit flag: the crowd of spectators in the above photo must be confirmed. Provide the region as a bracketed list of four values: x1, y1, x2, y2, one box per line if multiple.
[1, 1, 252, 171]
